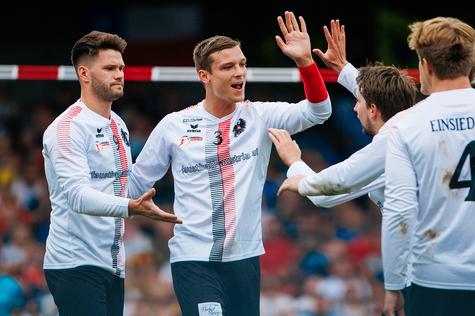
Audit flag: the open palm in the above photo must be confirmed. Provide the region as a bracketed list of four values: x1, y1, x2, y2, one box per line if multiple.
[276, 11, 313, 67]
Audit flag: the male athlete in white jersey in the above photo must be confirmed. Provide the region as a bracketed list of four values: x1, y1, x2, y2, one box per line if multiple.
[382, 17, 475, 316]
[128, 11, 331, 316]
[270, 22, 418, 316]
[42, 31, 181, 316]
[270, 20, 416, 212]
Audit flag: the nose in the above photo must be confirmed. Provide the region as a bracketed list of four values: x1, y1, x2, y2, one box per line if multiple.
[353, 103, 358, 112]
[234, 65, 245, 77]
[115, 68, 124, 79]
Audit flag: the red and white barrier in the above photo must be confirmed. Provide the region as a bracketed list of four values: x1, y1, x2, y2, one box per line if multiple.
[0, 65, 420, 83]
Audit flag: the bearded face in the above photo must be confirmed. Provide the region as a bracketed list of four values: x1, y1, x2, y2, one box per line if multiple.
[90, 71, 124, 102]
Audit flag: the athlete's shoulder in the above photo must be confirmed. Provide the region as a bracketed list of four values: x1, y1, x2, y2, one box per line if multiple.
[237, 100, 280, 114]
[44, 102, 84, 134]
[151, 102, 203, 136]
[110, 110, 125, 122]
[179, 102, 201, 113]
[380, 98, 428, 133]
[162, 101, 202, 120]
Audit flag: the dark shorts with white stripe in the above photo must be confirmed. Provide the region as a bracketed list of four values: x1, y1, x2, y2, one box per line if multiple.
[44, 265, 124, 316]
[171, 256, 260, 316]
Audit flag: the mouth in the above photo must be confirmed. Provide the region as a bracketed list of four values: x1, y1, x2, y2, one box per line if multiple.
[231, 82, 244, 91]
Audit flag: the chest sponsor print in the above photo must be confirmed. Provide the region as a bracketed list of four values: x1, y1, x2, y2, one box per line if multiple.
[95, 141, 111, 153]
[178, 135, 204, 147]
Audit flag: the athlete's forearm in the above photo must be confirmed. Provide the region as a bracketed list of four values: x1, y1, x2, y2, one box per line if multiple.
[299, 62, 328, 103]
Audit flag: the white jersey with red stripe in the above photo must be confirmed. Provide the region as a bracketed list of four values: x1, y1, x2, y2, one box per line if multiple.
[128, 98, 331, 263]
[42, 100, 132, 278]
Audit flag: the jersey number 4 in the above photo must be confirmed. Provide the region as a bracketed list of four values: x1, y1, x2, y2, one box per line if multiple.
[450, 141, 475, 201]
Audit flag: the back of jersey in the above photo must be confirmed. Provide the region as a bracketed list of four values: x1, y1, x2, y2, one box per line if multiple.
[384, 88, 475, 290]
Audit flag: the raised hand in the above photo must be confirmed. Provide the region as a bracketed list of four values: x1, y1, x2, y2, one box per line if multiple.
[313, 20, 348, 73]
[128, 188, 183, 224]
[268, 128, 302, 167]
[275, 11, 313, 68]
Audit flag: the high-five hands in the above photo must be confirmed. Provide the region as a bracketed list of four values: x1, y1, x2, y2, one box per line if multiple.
[313, 19, 348, 73]
[276, 11, 314, 68]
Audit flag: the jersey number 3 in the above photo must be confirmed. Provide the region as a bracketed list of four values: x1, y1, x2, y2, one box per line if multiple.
[213, 130, 223, 145]
[450, 140, 475, 201]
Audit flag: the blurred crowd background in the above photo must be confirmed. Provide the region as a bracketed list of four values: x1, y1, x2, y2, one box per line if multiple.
[0, 77, 417, 316]
[0, 1, 472, 315]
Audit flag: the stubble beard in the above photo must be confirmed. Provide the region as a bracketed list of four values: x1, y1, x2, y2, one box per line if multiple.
[362, 127, 375, 137]
[91, 73, 124, 102]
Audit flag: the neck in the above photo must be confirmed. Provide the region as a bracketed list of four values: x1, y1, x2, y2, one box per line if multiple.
[371, 117, 386, 135]
[203, 95, 237, 119]
[80, 90, 112, 119]
[430, 76, 472, 94]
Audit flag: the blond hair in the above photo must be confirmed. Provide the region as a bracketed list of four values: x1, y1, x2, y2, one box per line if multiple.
[408, 17, 475, 80]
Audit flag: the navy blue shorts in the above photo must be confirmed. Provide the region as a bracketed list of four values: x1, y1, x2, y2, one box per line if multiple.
[405, 283, 475, 316]
[171, 256, 260, 316]
[44, 265, 124, 316]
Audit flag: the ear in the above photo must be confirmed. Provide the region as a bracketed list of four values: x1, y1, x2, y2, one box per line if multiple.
[369, 103, 380, 120]
[198, 69, 211, 85]
[77, 65, 90, 83]
[421, 58, 433, 75]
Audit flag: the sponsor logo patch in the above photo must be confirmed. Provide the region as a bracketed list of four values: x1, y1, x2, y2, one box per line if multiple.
[95, 141, 110, 152]
[183, 118, 203, 123]
[187, 123, 201, 133]
[96, 127, 104, 138]
[198, 302, 222, 316]
[178, 135, 204, 147]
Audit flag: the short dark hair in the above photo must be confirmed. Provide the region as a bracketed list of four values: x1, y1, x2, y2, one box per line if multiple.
[356, 62, 417, 122]
[193, 35, 241, 73]
[71, 31, 127, 72]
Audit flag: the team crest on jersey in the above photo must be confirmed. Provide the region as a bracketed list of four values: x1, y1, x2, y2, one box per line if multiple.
[121, 128, 130, 147]
[233, 118, 246, 138]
